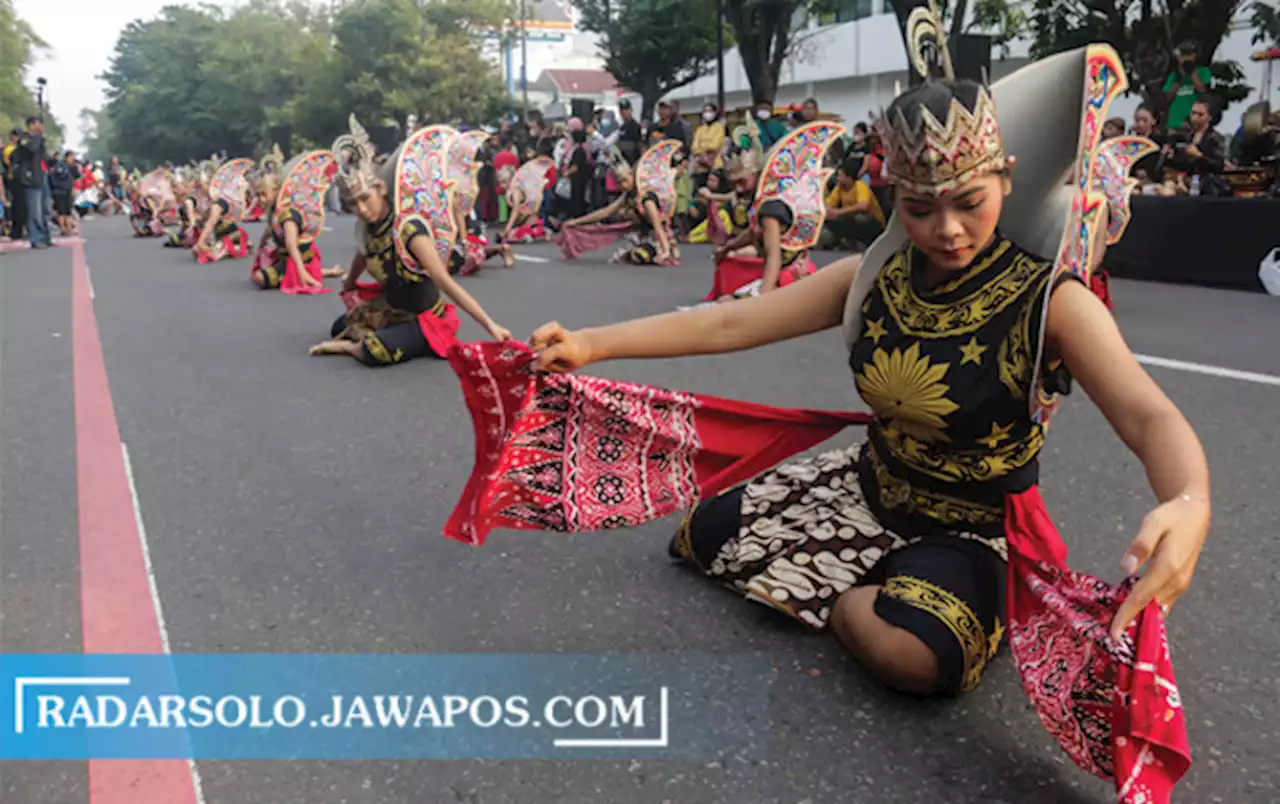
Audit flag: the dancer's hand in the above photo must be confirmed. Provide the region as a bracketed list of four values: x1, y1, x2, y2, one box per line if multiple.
[1109, 494, 1211, 641]
[530, 322, 593, 373]
[488, 323, 513, 342]
[713, 246, 729, 264]
[562, 218, 578, 228]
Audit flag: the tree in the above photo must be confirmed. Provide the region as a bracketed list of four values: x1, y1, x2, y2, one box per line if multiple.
[0, 0, 63, 141]
[571, 0, 721, 121]
[721, 0, 842, 106]
[78, 107, 117, 164]
[887, 0, 1254, 120]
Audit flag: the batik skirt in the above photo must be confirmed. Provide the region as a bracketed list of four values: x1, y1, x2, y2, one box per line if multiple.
[330, 289, 460, 367]
[132, 215, 165, 238]
[672, 442, 1008, 697]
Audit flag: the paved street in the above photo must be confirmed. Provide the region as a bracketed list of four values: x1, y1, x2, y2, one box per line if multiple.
[1, 216, 1277, 804]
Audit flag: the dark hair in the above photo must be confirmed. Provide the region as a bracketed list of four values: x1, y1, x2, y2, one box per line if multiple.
[803, 98, 819, 108]
[885, 79, 986, 135]
[838, 159, 858, 178]
[1135, 104, 1156, 121]
[854, 122, 869, 134]
[571, 129, 587, 144]
[618, 99, 632, 110]
[25, 115, 41, 127]
[703, 102, 718, 114]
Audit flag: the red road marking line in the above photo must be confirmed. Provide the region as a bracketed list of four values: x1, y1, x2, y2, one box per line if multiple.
[70, 241, 200, 804]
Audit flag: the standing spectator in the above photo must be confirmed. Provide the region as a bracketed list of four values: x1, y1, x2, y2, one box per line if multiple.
[652, 102, 680, 144]
[15, 116, 52, 249]
[1163, 41, 1212, 131]
[3, 128, 25, 240]
[48, 149, 81, 236]
[691, 103, 726, 192]
[844, 122, 870, 177]
[616, 99, 643, 164]
[107, 155, 125, 201]
[752, 99, 787, 151]
[476, 134, 500, 223]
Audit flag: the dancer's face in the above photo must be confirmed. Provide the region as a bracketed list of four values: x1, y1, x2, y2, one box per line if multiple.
[351, 184, 388, 223]
[897, 172, 1008, 272]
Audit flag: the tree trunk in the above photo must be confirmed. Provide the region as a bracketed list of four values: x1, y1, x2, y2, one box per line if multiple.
[724, 0, 778, 104]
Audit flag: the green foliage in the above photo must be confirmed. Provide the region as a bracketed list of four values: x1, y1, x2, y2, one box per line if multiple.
[722, 0, 842, 105]
[1003, 0, 1250, 119]
[571, 0, 721, 120]
[1253, 0, 1280, 46]
[91, 0, 511, 170]
[0, 0, 63, 140]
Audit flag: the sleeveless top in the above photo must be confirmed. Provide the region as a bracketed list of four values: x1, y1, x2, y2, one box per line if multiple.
[265, 208, 316, 262]
[753, 199, 804, 268]
[360, 212, 440, 315]
[848, 233, 1067, 537]
[212, 199, 240, 238]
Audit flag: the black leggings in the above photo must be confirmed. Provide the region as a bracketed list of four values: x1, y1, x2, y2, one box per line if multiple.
[330, 313, 440, 367]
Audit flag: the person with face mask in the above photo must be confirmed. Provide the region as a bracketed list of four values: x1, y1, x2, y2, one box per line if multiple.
[692, 104, 726, 192]
[753, 100, 788, 152]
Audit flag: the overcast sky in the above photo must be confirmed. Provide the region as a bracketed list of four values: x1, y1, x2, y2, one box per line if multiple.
[16, 0, 235, 153]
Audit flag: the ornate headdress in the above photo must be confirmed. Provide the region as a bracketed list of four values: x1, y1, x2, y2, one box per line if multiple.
[879, 1, 1005, 195]
[331, 114, 379, 196]
[633, 139, 682, 221]
[750, 121, 846, 250]
[447, 129, 490, 210]
[209, 158, 255, 222]
[724, 149, 762, 181]
[255, 143, 285, 186]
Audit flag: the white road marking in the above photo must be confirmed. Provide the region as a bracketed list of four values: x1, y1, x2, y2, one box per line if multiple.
[121, 443, 208, 804]
[517, 255, 550, 263]
[86, 264, 95, 300]
[1135, 354, 1280, 387]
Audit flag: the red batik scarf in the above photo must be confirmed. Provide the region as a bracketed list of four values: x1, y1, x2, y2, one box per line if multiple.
[444, 341, 1190, 804]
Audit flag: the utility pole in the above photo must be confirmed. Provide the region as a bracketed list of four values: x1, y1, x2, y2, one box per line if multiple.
[520, 0, 529, 112]
[36, 77, 47, 117]
[715, 0, 725, 116]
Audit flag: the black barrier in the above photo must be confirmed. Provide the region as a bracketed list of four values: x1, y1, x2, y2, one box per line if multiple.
[1102, 196, 1280, 293]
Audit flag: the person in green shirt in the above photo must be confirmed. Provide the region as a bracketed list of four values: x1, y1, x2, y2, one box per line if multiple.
[1163, 41, 1212, 130]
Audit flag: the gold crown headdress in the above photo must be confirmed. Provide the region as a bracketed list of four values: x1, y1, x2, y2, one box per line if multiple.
[197, 153, 222, 185]
[331, 113, 378, 195]
[880, 1, 1006, 195]
[725, 150, 762, 181]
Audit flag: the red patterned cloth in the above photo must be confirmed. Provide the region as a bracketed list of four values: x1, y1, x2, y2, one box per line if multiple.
[443, 341, 1190, 803]
[195, 227, 250, 264]
[704, 255, 817, 301]
[705, 202, 731, 245]
[1090, 269, 1114, 309]
[509, 217, 547, 243]
[555, 222, 632, 260]
[459, 234, 489, 277]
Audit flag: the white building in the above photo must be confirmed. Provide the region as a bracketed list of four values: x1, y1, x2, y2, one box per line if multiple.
[663, 0, 1275, 136]
[482, 0, 604, 97]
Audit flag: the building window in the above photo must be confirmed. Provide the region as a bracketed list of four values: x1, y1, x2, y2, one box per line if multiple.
[817, 0, 875, 25]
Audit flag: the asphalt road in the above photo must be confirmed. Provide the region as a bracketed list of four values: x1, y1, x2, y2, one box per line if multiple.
[1, 216, 1277, 804]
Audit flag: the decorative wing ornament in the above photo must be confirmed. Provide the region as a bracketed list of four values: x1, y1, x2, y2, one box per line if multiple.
[507, 156, 553, 216]
[752, 121, 847, 250]
[272, 150, 339, 243]
[209, 158, 255, 222]
[1031, 44, 1134, 425]
[633, 139, 682, 221]
[139, 168, 177, 212]
[1090, 135, 1158, 244]
[447, 130, 490, 210]
[394, 124, 458, 270]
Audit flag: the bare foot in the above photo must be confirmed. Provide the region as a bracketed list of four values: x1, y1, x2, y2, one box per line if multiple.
[322, 266, 345, 278]
[501, 245, 515, 268]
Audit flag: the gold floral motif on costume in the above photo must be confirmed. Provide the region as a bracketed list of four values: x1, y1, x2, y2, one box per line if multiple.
[881, 575, 991, 692]
[868, 442, 1002, 527]
[877, 422, 1043, 486]
[879, 245, 1049, 339]
[864, 317, 888, 344]
[959, 336, 987, 365]
[997, 270, 1051, 400]
[855, 342, 958, 444]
